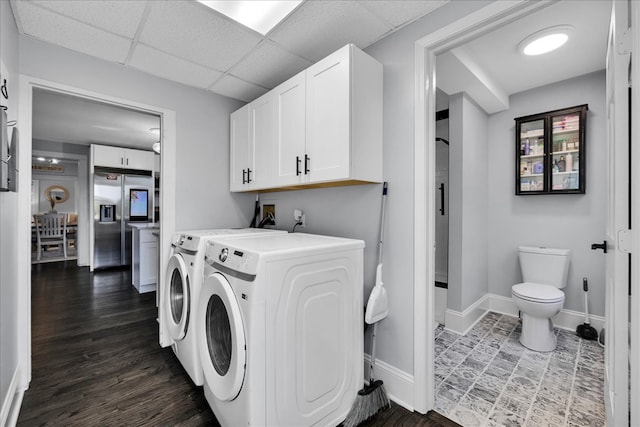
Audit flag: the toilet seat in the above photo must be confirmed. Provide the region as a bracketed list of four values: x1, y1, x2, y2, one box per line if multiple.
[513, 282, 564, 303]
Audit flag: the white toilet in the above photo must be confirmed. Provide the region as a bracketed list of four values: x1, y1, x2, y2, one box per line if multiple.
[512, 246, 570, 352]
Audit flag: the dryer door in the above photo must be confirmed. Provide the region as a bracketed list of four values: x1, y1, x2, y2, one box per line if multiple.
[198, 272, 246, 402]
[165, 253, 190, 340]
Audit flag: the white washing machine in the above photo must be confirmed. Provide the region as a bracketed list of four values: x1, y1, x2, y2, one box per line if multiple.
[197, 233, 364, 427]
[162, 228, 286, 386]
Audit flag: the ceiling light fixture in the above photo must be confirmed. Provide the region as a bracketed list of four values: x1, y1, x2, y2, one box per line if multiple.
[197, 0, 302, 35]
[519, 25, 573, 56]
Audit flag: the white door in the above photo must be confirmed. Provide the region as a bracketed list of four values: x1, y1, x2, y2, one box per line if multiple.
[604, 2, 630, 424]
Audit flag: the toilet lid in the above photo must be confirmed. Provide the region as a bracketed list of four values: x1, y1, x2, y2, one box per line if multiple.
[513, 282, 564, 303]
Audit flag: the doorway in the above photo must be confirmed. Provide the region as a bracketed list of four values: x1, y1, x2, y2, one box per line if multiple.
[412, 0, 637, 418]
[16, 76, 177, 389]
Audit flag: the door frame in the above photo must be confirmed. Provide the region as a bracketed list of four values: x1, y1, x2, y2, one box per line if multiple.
[630, 3, 640, 425]
[17, 75, 177, 389]
[412, 0, 639, 415]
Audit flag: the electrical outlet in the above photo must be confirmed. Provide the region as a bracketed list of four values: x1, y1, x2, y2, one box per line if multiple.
[262, 203, 276, 226]
[294, 209, 305, 228]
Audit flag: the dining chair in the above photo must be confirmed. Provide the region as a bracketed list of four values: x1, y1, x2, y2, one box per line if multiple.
[34, 213, 67, 260]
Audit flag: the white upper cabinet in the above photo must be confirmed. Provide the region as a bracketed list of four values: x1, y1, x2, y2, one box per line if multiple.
[249, 92, 275, 189]
[230, 105, 250, 192]
[92, 144, 154, 171]
[305, 45, 351, 183]
[231, 93, 276, 191]
[230, 44, 382, 192]
[274, 70, 306, 186]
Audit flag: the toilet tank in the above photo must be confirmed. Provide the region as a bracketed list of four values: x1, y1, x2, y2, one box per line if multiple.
[518, 246, 570, 288]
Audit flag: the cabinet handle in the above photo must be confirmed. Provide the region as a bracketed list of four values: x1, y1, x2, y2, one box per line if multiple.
[121, 157, 124, 165]
[247, 168, 252, 183]
[304, 154, 310, 174]
[296, 156, 301, 176]
[242, 169, 247, 184]
[126, 158, 129, 166]
[439, 183, 445, 216]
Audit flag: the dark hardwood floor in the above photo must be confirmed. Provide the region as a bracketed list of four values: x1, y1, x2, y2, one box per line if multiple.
[19, 261, 459, 427]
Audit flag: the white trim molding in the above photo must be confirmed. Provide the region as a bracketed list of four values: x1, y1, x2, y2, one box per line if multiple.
[1, 366, 24, 427]
[443, 293, 606, 336]
[363, 354, 415, 412]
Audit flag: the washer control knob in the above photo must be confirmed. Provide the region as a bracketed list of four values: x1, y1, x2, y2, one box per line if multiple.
[219, 248, 228, 262]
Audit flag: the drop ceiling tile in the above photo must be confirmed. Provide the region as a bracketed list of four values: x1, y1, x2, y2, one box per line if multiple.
[231, 42, 312, 89]
[30, 0, 147, 38]
[269, 1, 390, 62]
[129, 44, 223, 89]
[358, 0, 449, 28]
[140, 1, 262, 72]
[15, 1, 131, 63]
[210, 75, 268, 103]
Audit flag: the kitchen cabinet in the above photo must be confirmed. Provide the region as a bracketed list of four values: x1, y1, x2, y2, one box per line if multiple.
[230, 44, 383, 192]
[93, 144, 154, 171]
[515, 104, 587, 195]
[131, 224, 158, 293]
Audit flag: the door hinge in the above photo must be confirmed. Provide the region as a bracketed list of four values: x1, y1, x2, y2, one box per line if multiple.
[618, 229, 633, 253]
[618, 28, 632, 55]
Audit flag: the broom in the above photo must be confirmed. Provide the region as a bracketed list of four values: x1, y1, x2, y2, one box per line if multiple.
[343, 183, 391, 427]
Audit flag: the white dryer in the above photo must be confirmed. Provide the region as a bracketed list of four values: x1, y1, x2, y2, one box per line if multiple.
[162, 228, 285, 386]
[197, 233, 364, 427]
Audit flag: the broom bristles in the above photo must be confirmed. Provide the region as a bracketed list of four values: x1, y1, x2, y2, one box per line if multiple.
[342, 380, 390, 427]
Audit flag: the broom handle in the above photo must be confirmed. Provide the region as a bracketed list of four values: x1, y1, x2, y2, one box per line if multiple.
[370, 322, 379, 383]
[370, 183, 387, 383]
[378, 183, 387, 265]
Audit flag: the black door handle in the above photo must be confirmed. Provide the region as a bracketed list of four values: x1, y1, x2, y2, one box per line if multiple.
[304, 154, 310, 174]
[439, 183, 445, 216]
[296, 156, 301, 176]
[591, 241, 607, 253]
[242, 169, 247, 184]
[247, 168, 252, 183]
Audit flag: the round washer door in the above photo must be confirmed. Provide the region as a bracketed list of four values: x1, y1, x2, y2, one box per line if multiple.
[198, 272, 246, 402]
[165, 253, 190, 340]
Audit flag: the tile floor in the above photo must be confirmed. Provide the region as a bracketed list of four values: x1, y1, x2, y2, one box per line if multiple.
[434, 312, 605, 427]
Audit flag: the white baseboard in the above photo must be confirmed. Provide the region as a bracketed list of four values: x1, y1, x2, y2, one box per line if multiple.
[363, 354, 415, 412]
[1, 366, 23, 427]
[444, 293, 605, 335]
[444, 294, 489, 335]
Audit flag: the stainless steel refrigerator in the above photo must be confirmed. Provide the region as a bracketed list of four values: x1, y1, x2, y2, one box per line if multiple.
[93, 169, 153, 269]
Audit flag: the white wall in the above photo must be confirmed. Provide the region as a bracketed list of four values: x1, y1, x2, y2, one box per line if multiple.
[448, 93, 489, 312]
[487, 71, 607, 316]
[19, 37, 251, 232]
[0, 0, 21, 421]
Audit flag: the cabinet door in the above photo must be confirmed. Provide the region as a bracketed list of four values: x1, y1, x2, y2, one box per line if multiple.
[93, 145, 125, 168]
[124, 148, 154, 171]
[249, 93, 275, 189]
[305, 45, 350, 183]
[140, 241, 158, 285]
[274, 71, 306, 186]
[230, 105, 250, 192]
[550, 107, 586, 193]
[517, 118, 546, 194]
